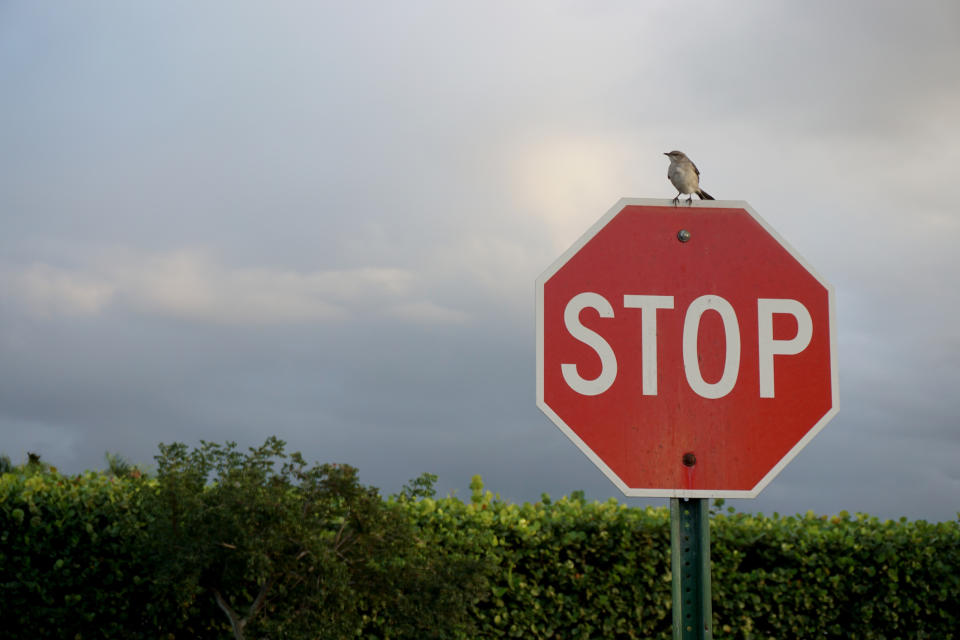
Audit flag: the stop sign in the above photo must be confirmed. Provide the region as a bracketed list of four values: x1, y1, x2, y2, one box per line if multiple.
[536, 198, 838, 498]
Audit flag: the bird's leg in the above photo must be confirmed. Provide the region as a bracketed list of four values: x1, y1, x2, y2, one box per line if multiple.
[686, 194, 693, 205]
[672, 193, 680, 206]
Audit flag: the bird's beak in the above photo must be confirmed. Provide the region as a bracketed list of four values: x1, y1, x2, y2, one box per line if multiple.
[663, 152, 669, 156]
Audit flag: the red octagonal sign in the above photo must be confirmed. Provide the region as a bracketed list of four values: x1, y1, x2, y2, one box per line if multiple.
[536, 199, 838, 498]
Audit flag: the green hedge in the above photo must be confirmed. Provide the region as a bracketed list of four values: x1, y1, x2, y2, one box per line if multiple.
[405, 482, 960, 639]
[709, 509, 960, 638]
[402, 487, 673, 639]
[2, 469, 959, 639]
[0, 471, 174, 638]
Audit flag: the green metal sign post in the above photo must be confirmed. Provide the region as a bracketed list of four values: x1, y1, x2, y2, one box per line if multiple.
[671, 498, 712, 640]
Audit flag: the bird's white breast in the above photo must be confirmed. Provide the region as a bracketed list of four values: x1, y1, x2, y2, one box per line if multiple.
[668, 162, 699, 193]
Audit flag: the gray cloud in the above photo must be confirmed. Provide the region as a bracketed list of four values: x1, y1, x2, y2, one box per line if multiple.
[1, 2, 959, 522]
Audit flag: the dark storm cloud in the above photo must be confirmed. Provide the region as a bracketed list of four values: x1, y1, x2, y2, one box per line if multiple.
[1, 2, 958, 521]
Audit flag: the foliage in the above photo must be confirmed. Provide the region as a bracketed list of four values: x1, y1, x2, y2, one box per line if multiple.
[0, 468, 162, 638]
[396, 472, 438, 500]
[397, 483, 960, 640]
[0, 442, 487, 639]
[710, 509, 960, 639]
[405, 480, 673, 639]
[104, 452, 146, 480]
[147, 437, 487, 639]
[2, 454, 960, 639]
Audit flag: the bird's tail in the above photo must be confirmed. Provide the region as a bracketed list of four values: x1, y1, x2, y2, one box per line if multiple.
[697, 189, 714, 200]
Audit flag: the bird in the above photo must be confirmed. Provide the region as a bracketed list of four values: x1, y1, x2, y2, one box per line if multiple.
[664, 150, 714, 205]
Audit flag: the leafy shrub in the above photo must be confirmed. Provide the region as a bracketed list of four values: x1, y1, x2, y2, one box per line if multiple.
[0, 469, 164, 638]
[710, 510, 960, 639]
[402, 478, 673, 639]
[145, 437, 488, 639]
[397, 480, 960, 640]
[2, 455, 959, 639]
[0, 442, 488, 639]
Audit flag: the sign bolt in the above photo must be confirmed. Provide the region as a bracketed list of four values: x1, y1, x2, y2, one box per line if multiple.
[677, 229, 691, 243]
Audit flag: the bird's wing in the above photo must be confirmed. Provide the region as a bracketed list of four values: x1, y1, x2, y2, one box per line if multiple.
[691, 160, 700, 177]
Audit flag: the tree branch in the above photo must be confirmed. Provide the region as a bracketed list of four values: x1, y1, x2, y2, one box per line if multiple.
[213, 588, 246, 640]
[248, 574, 277, 621]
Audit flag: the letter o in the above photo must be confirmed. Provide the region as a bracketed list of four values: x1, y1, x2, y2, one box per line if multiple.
[682, 295, 741, 399]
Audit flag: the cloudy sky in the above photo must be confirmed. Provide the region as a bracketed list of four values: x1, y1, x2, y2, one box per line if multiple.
[2, 2, 958, 521]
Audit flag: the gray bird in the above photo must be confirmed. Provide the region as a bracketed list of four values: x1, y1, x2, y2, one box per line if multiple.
[664, 150, 714, 205]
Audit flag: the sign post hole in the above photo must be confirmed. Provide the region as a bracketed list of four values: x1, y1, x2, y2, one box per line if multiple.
[536, 198, 838, 640]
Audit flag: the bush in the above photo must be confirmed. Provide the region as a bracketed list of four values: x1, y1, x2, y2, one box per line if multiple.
[0, 442, 488, 639]
[710, 510, 960, 639]
[0, 469, 164, 638]
[145, 437, 488, 639]
[397, 486, 960, 640]
[402, 480, 673, 639]
[2, 453, 959, 639]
